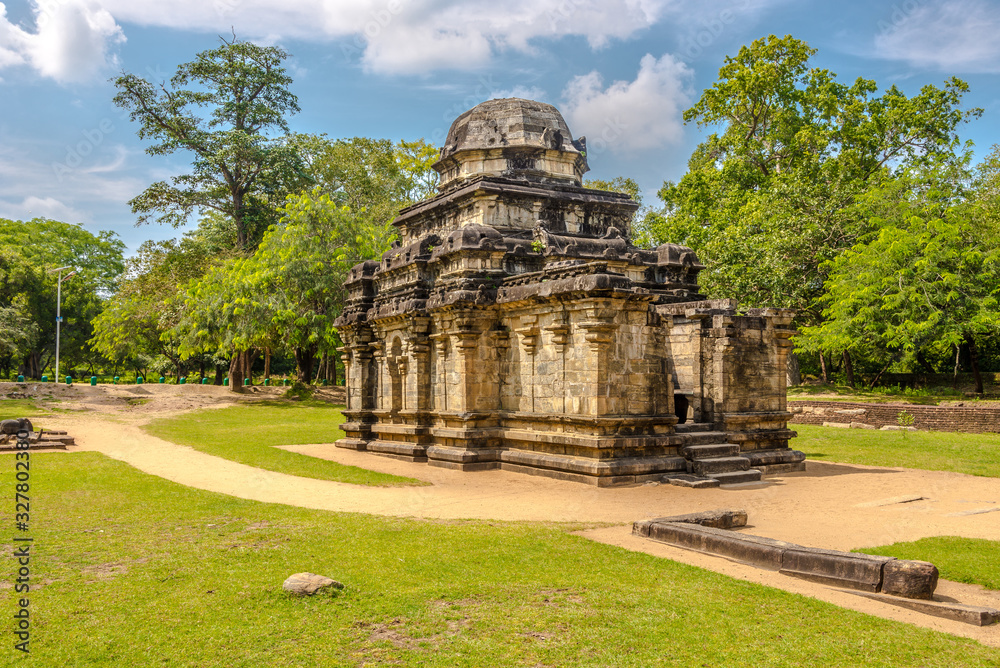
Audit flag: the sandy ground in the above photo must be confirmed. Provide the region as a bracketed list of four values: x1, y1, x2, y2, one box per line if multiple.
[5, 383, 1000, 647]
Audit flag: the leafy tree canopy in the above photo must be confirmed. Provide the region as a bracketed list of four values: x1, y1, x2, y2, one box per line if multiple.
[112, 36, 307, 251]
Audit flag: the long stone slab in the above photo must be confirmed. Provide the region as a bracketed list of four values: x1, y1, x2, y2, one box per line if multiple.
[848, 591, 1000, 626]
[634, 515, 941, 601]
[639, 521, 795, 570]
[780, 549, 893, 592]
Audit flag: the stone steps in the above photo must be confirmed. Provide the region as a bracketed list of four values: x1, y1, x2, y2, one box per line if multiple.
[683, 430, 730, 445]
[690, 455, 751, 475]
[681, 443, 740, 459]
[675, 424, 764, 485]
[674, 422, 713, 434]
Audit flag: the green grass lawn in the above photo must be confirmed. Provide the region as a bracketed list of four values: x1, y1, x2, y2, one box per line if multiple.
[795, 424, 1000, 477]
[143, 401, 421, 487]
[4, 450, 998, 667]
[858, 537, 1000, 590]
[0, 399, 60, 419]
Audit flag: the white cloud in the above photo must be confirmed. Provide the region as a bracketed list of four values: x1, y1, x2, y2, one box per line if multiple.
[561, 53, 692, 154]
[0, 0, 125, 84]
[0, 195, 86, 222]
[0, 0, 679, 79]
[874, 0, 1000, 73]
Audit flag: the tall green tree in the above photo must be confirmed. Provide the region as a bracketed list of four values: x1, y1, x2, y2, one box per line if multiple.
[112, 37, 306, 251]
[646, 34, 981, 382]
[798, 155, 999, 392]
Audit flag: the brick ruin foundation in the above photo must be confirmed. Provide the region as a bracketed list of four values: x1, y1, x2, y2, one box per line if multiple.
[334, 98, 805, 486]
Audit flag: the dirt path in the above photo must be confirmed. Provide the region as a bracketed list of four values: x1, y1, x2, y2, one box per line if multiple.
[9, 386, 1000, 647]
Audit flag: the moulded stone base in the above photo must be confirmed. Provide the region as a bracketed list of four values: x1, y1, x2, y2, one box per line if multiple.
[500, 462, 638, 487]
[368, 440, 428, 462]
[428, 460, 501, 472]
[334, 438, 369, 451]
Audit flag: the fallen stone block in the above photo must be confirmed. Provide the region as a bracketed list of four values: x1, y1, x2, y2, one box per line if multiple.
[879, 425, 917, 431]
[637, 509, 747, 531]
[0, 417, 32, 435]
[822, 422, 851, 428]
[881, 560, 938, 600]
[850, 422, 877, 430]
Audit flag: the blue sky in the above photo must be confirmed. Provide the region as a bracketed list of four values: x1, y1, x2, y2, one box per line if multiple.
[1, 0, 999, 255]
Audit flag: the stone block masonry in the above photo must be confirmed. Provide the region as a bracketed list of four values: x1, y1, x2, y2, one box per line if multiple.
[334, 98, 804, 486]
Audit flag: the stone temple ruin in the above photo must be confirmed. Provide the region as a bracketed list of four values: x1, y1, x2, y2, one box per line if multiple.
[334, 98, 805, 487]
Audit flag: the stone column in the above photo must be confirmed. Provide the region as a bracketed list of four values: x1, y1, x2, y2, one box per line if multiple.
[514, 321, 539, 413]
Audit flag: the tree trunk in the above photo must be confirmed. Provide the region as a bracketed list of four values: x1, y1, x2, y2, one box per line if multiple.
[21, 351, 41, 379]
[953, 344, 961, 388]
[294, 347, 315, 384]
[214, 364, 225, 386]
[786, 352, 801, 386]
[868, 358, 894, 389]
[228, 350, 247, 390]
[819, 351, 828, 383]
[843, 350, 855, 388]
[332, 354, 338, 387]
[966, 333, 984, 394]
[264, 348, 271, 380]
[915, 351, 936, 375]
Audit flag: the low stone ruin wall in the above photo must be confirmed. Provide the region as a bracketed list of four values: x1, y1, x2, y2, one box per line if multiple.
[789, 400, 1000, 434]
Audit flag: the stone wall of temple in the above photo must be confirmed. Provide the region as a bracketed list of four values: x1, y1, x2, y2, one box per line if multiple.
[334, 98, 804, 486]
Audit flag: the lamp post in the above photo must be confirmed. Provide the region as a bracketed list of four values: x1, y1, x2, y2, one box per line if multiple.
[48, 266, 75, 382]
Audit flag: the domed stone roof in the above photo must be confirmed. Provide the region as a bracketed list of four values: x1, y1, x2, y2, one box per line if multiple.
[439, 98, 583, 158]
[433, 98, 589, 190]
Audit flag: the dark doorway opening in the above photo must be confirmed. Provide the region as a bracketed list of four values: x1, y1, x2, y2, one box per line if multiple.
[674, 393, 689, 424]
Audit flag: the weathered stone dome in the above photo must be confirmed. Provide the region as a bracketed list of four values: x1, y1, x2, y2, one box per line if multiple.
[433, 98, 589, 190]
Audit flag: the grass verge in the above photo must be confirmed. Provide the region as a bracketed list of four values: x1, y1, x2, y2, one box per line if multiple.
[6, 450, 999, 666]
[858, 537, 1000, 590]
[143, 401, 421, 487]
[796, 424, 1000, 477]
[0, 399, 58, 419]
